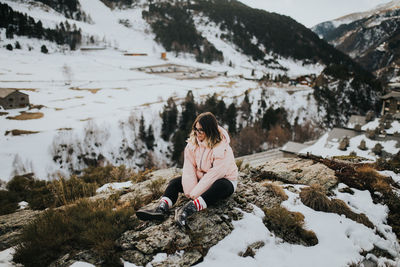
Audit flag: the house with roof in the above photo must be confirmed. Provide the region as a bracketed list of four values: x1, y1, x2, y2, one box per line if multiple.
[381, 90, 400, 117]
[0, 89, 29, 109]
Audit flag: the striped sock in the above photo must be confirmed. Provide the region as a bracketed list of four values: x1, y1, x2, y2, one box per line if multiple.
[193, 196, 207, 211]
[160, 196, 173, 208]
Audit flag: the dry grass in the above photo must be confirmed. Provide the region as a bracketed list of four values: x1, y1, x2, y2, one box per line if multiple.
[146, 178, 166, 200]
[300, 184, 331, 212]
[70, 87, 101, 94]
[263, 206, 318, 246]
[0, 112, 8, 116]
[5, 129, 40, 136]
[330, 199, 374, 228]
[217, 81, 237, 88]
[57, 128, 73, 131]
[262, 181, 288, 201]
[300, 185, 374, 228]
[7, 112, 44, 120]
[355, 165, 392, 194]
[13, 199, 137, 267]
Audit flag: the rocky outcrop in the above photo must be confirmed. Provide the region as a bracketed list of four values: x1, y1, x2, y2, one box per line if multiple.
[116, 175, 283, 267]
[0, 209, 41, 250]
[251, 158, 338, 191]
[0, 157, 341, 266]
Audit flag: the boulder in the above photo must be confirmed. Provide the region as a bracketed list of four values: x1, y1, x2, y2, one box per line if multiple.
[0, 209, 41, 250]
[251, 158, 338, 191]
[116, 175, 283, 266]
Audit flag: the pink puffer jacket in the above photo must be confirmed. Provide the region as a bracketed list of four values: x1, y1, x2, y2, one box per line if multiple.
[182, 126, 238, 199]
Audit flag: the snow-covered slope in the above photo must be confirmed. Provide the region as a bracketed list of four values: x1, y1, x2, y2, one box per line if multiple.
[0, 0, 328, 181]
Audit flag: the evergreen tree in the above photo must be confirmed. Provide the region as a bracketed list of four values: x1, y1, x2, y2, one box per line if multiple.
[15, 41, 21, 49]
[171, 130, 186, 166]
[225, 103, 237, 134]
[215, 98, 226, 123]
[180, 90, 197, 132]
[6, 25, 13, 39]
[40, 45, 48, 54]
[160, 97, 178, 141]
[240, 90, 252, 126]
[145, 125, 155, 150]
[139, 115, 146, 142]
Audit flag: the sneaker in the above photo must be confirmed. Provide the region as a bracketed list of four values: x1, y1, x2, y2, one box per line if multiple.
[175, 201, 197, 228]
[136, 201, 169, 221]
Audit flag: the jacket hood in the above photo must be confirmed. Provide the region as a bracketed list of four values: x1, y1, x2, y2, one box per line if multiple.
[218, 126, 230, 144]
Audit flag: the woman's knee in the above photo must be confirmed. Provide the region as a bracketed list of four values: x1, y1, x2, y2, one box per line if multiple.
[213, 178, 234, 193]
[168, 176, 182, 187]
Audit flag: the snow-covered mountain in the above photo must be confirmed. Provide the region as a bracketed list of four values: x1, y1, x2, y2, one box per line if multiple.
[312, 0, 400, 83]
[0, 0, 382, 181]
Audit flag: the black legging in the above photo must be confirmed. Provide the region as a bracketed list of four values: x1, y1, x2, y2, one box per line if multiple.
[163, 177, 234, 206]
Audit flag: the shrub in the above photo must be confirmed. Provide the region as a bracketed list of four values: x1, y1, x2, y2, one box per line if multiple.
[40, 45, 48, 54]
[231, 125, 265, 157]
[261, 181, 288, 201]
[49, 176, 97, 206]
[299, 184, 331, 212]
[6, 174, 56, 210]
[300, 185, 374, 228]
[330, 199, 373, 228]
[0, 190, 19, 215]
[263, 206, 318, 246]
[6, 44, 13, 51]
[266, 124, 291, 148]
[13, 199, 137, 267]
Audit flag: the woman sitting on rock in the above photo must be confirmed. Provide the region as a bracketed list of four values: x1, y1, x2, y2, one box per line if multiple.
[136, 112, 238, 228]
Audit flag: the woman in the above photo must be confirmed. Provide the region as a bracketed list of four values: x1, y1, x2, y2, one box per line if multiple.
[136, 112, 238, 228]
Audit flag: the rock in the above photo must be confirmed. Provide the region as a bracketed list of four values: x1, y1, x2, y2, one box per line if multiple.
[116, 176, 282, 266]
[0, 209, 41, 250]
[252, 158, 338, 191]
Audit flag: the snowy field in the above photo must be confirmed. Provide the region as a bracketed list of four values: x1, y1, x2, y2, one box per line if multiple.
[0, 0, 325, 182]
[0, 47, 322, 181]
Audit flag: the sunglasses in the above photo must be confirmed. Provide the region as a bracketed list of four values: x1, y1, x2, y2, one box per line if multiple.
[194, 127, 205, 134]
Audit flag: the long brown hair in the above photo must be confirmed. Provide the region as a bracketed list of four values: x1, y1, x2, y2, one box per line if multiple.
[188, 112, 222, 148]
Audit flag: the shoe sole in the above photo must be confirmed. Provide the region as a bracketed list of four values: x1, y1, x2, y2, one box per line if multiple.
[136, 210, 166, 221]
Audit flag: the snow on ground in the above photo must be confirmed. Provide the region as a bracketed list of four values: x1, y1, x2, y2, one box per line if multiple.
[96, 181, 133, 193]
[0, 45, 321, 181]
[362, 118, 400, 135]
[0, 0, 326, 182]
[121, 184, 399, 267]
[300, 132, 400, 160]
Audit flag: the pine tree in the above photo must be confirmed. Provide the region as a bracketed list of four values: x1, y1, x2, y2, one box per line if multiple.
[160, 97, 178, 141]
[40, 45, 48, 54]
[172, 130, 186, 166]
[225, 103, 237, 134]
[215, 98, 226, 123]
[139, 115, 146, 142]
[146, 125, 155, 150]
[240, 90, 252, 126]
[180, 90, 196, 132]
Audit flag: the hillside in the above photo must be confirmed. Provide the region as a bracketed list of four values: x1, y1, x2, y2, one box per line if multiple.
[312, 0, 400, 83]
[0, 0, 382, 182]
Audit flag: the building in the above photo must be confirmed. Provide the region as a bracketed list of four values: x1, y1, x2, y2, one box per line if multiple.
[280, 141, 313, 157]
[381, 90, 400, 115]
[0, 89, 29, 109]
